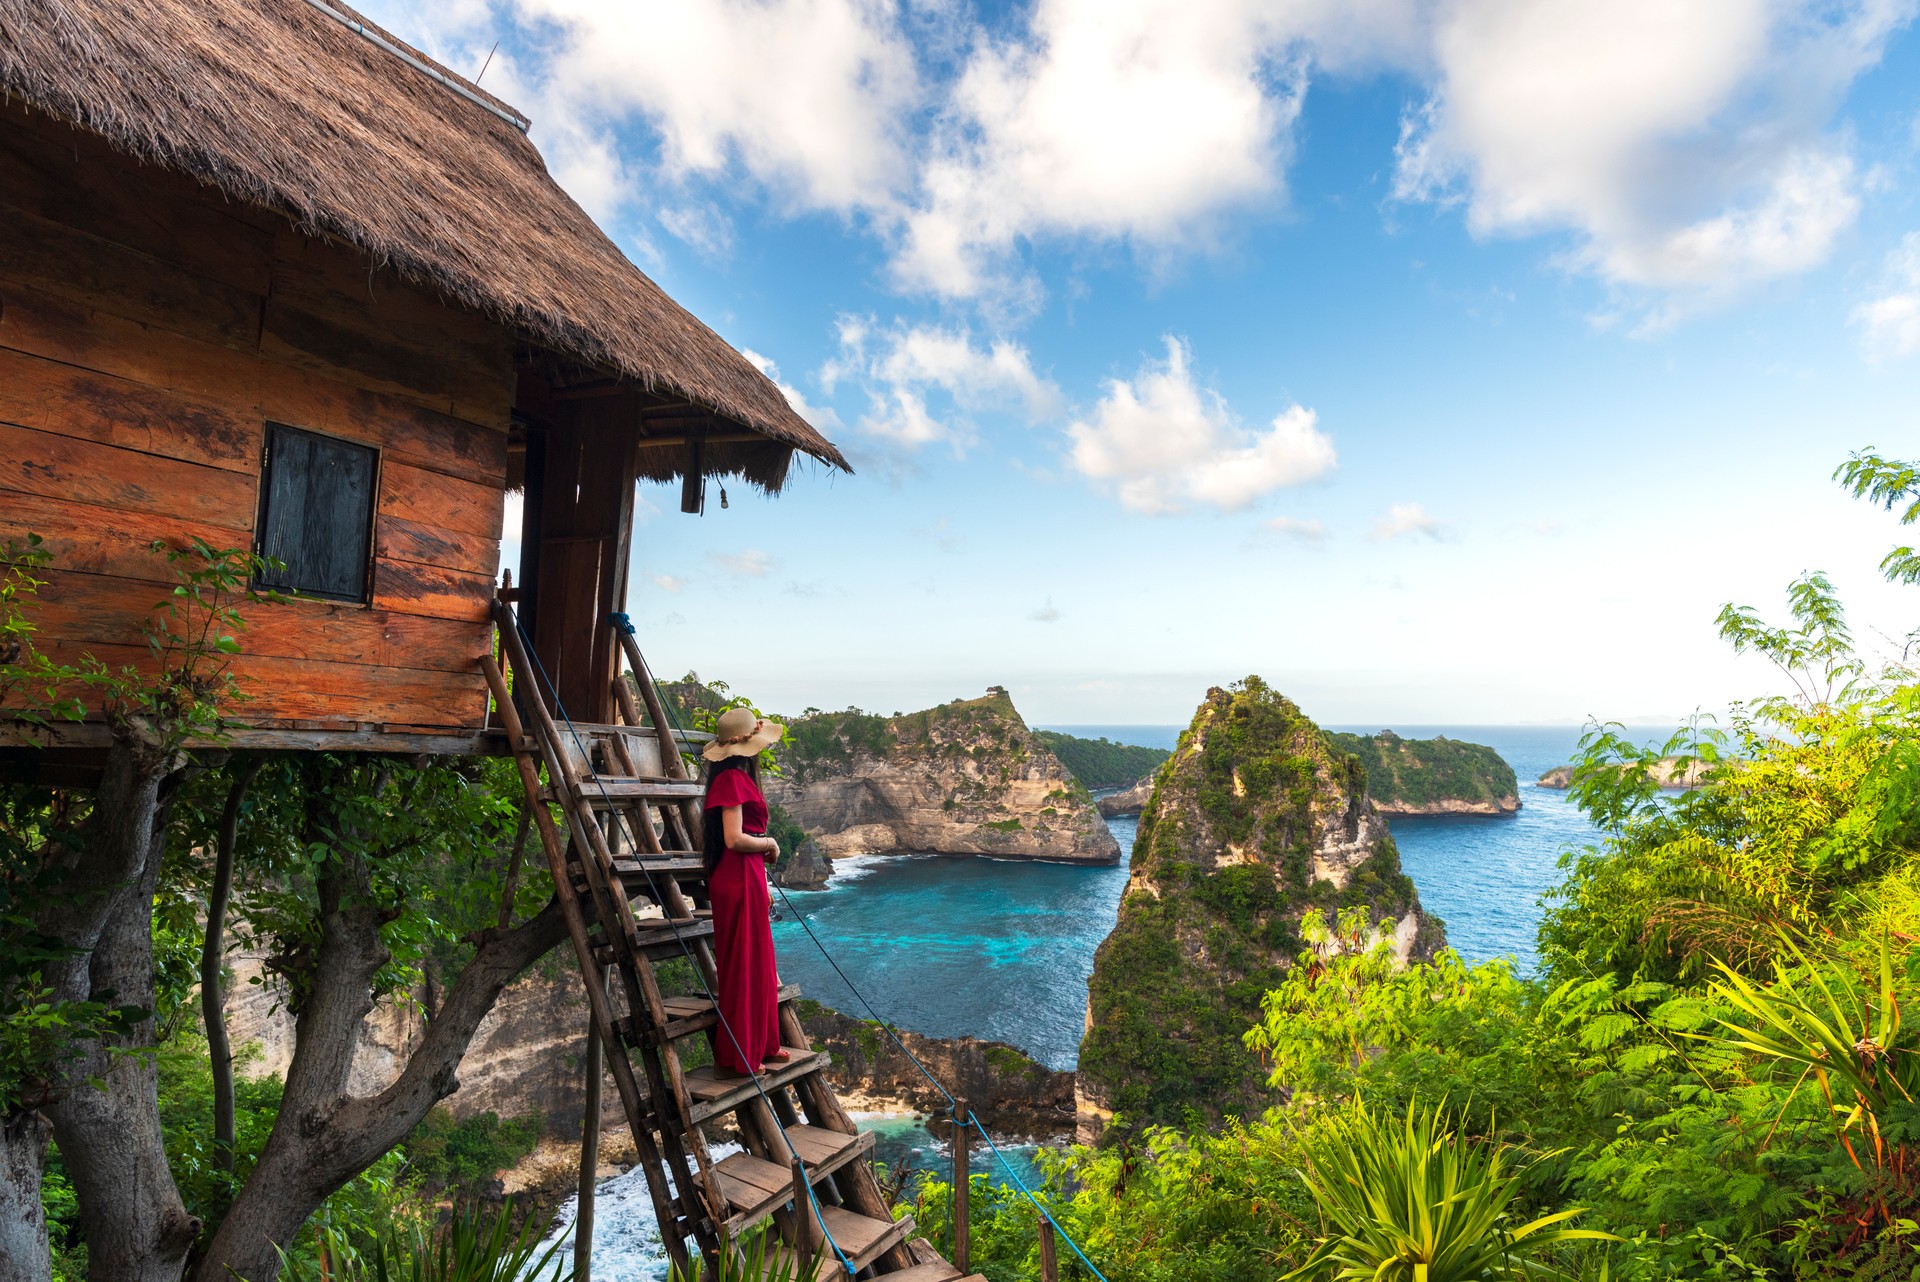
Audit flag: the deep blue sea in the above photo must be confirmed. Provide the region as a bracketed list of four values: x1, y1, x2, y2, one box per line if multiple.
[772, 725, 1607, 1071]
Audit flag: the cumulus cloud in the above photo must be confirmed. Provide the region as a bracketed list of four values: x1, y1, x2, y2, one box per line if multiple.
[1372, 502, 1447, 542]
[1066, 337, 1336, 514]
[894, 0, 1311, 299]
[1855, 232, 1920, 360]
[366, 0, 1906, 315]
[821, 316, 1061, 449]
[710, 550, 773, 577]
[651, 573, 685, 592]
[1393, 0, 1904, 312]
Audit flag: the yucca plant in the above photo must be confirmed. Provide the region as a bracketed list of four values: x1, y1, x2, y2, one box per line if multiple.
[274, 1199, 573, 1282]
[668, 1226, 822, 1281]
[1709, 931, 1920, 1175]
[1287, 1099, 1611, 1281]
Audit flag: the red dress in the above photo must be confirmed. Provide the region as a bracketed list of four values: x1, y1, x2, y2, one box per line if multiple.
[704, 769, 782, 1073]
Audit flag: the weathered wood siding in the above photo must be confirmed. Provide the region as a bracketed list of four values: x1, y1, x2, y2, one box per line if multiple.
[0, 104, 510, 734]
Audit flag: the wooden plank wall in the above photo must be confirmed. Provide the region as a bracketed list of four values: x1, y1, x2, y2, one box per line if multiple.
[0, 104, 511, 733]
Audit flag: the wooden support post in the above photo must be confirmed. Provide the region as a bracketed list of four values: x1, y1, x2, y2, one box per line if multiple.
[576, 990, 604, 1282]
[1038, 1210, 1059, 1282]
[791, 1157, 820, 1263]
[951, 1098, 970, 1273]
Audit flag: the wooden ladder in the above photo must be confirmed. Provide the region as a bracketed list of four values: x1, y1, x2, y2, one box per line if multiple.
[485, 600, 979, 1282]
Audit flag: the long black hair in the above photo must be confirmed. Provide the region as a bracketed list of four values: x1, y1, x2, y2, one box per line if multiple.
[701, 754, 759, 876]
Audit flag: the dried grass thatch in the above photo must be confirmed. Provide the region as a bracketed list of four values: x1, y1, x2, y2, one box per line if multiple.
[0, 0, 849, 475]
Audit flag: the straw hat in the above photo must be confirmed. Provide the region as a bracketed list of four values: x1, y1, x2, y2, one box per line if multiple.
[702, 707, 785, 761]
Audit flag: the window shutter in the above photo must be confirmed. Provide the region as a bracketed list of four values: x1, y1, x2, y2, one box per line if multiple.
[255, 423, 378, 602]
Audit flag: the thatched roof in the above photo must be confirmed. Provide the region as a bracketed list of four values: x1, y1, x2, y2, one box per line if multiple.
[0, 0, 849, 475]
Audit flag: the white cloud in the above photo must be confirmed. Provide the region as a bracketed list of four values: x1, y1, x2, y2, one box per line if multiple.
[895, 0, 1309, 299]
[1066, 337, 1335, 514]
[822, 316, 1060, 449]
[710, 550, 773, 577]
[1372, 502, 1447, 542]
[651, 573, 685, 592]
[515, 0, 918, 215]
[1394, 0, 1907, 309]
[1855, 232, 1920, 360]
[739, 349, 844, 430]
[1029, 598, 1062, 623]
[1265, 516, 1328, 544]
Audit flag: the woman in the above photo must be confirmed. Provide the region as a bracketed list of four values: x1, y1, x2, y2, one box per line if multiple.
[700, 706, 789, 1079]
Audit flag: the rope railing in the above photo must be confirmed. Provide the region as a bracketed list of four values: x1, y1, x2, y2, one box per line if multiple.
[505, 609, 857, 1280]
[630, 631, 1113, 1282]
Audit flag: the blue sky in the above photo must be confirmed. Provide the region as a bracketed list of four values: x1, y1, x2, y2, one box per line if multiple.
[368, 0, 1920, 726]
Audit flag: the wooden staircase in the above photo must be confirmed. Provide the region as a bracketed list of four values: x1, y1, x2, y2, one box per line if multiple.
[484, 600, 981, 1281]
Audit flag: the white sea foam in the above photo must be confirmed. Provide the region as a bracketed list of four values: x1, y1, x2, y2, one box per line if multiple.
[537, 1143, 742, 1281]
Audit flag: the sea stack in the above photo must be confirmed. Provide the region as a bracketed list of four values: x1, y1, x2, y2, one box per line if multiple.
[1075, 678, 1444, 1138]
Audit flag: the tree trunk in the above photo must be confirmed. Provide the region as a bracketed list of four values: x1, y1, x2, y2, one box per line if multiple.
[203, 759, 260, 1171]
[0, 1109, 52, 1282]
[42, 748, 200, 1282]
[191, 838, 567, 1282]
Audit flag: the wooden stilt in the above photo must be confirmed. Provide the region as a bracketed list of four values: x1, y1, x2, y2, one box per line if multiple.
[1039, 1211, 1059, 1282]
[951, 1098, 970, 1273]
[576, 990, 603, 1282]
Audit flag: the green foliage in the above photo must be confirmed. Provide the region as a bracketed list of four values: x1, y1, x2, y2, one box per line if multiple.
[277, 1199, 572, 1282]
[1032, 731, 1170, 790]
[402, 1107, 544, 1197]
[668, 1227, 818, 1282]
[1288, 1098, 1611, 1282]
[1325, 730, 1517, 809]
[1835, 448, 1920, 587]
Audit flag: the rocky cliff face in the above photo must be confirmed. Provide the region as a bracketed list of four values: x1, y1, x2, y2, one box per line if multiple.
[766, 690, 1120, 865]
[1095, 775, 1154, 817]
[1076, 678, 1444, 1138]
[795, 1003, 1075, 1139]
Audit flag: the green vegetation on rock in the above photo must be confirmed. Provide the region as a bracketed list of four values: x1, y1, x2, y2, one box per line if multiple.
[1077, 677, 1436, 1133]
[1032, 731, 1170, 789]
[1326, 729, 1518, 810]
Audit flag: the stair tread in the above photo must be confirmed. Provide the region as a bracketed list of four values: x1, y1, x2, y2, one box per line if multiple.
[657, 983, 802, 1029]
[686, 1050, 825, 1123]
[755, 1211, 913, 1279]
[881, 1266, 965, 1282]
[632, 918, 715, 954]
[574, 779, 708, 800]
[716, 1129, 878, 1235]
[817, 1204, 907, 1259]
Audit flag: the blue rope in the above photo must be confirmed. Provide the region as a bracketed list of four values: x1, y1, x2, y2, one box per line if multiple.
[505, 610, 855, 1280]
[631, 635, 1113, 1282]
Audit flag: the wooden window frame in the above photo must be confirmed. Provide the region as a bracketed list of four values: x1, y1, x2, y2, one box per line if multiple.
[251, 422, 382, 606]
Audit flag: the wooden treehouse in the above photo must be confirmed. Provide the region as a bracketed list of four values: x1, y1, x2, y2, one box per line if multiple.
[0, 3, 980, 1278]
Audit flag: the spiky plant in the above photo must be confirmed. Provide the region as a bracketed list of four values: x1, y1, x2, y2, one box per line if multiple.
[668, 1227, 822, 1282]
[274, 1199, 572, 1282]
[1287, 1099, 1611, 1282]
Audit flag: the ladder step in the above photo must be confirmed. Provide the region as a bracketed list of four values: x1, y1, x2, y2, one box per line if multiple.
[633, 918, 716, 956]
[686, 1049, 826, 1123]
[611, 856, 708, 882]
[515, 724, 716, 748]
[716, 1130, 876, 1237]
[656, 984, 800, 1042]
[547, 778, 707, 805]
[752, 1211, 915, 1280]
[884, 1265, 972, 1282]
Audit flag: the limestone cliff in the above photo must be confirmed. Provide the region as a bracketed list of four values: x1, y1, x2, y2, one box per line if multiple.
[1076, 678, 1444, 1137]
[1095, 774, 1155, 817]
[766, 690, 1120, 865]
[1538, 757, 1709, 790]
[794, 1002, 1075, 1139]
[1328, 730, 1519, 815]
